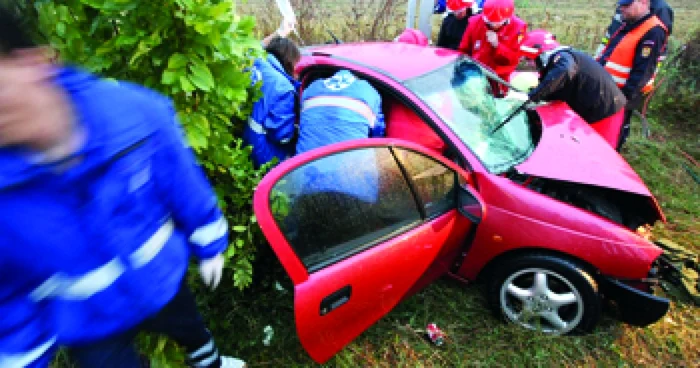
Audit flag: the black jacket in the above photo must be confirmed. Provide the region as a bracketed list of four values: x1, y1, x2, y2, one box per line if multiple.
[530, 49, 627, 124]
[599, 13, 667, 108]
[436, 12, 471, 50]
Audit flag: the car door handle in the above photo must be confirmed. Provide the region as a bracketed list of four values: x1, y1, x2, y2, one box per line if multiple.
[320, 285, 352, 316]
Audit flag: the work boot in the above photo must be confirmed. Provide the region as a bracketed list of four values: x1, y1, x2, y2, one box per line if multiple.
[220, 356, 246, 368]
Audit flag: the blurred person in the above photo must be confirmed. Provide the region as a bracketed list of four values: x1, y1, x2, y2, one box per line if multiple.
[296, 69, 384, 154]
[0, 8, 244, 368]
[521, 30, 627, 147]
[243, 31, 300, 168]
[458, 0, 527, 95]
[437, 0, 476, 50]
[596, 0, 667, 149]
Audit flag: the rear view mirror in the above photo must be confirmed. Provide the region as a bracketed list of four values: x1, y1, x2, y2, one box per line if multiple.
[458, 185, 483, 223]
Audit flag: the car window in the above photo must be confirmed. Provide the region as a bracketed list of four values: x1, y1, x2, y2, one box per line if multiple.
[404, 57, 535, 174]
[394, 148, 457, 218]
[269, 147, 422, 271]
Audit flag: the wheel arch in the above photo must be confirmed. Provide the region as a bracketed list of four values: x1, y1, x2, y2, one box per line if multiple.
[476, 247, 601, 286]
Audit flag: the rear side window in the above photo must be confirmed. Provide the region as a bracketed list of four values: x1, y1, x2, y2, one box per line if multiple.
[394, 148, 457, 218]
[270, 147, 421, 271]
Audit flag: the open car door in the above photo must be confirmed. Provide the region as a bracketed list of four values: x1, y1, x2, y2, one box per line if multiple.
[253, 138, 485, 363]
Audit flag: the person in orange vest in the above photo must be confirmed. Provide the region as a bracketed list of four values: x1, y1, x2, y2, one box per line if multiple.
[596, 0, 667, 149]
[458, 0, 527, 96]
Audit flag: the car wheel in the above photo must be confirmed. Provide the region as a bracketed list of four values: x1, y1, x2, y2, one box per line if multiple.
[487, 253, 601, 335]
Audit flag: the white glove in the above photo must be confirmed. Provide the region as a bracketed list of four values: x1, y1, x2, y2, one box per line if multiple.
[486, 31, 499, 48]
[199, 254, 224, 290]
[276, 18, 296, 38]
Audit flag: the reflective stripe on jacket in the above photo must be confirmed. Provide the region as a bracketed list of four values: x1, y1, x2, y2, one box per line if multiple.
[600, 16, 667, 94]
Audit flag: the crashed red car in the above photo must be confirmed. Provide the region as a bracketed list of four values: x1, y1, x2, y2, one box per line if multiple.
[252, 42, 670, 363]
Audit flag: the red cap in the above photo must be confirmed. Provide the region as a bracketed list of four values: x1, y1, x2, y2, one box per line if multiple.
[447, 0, 474, 12]
[520, 29, 559, 59]
[395, 28, 429, 46]
[482, 0, 515, 25]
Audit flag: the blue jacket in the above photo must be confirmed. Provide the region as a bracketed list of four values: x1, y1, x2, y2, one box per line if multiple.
[242, 55, 297, 168]
[434, 0, 446, 14]
[0, 68, 229, 367]
[295, 70, 384, 155]
[295, 70, 384, 203]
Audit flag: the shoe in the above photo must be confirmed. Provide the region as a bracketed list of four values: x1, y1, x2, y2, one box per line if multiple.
[220, 356, 246, 368]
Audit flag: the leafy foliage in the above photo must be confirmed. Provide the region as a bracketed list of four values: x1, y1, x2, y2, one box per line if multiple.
[30, 0, 266, 289]
[649, 30, 700, 133]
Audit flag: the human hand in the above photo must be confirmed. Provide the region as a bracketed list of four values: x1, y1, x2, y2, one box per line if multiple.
[277, 18, 296, 38]
[199, 254, 224, 290]
[486, 31, 498, 48]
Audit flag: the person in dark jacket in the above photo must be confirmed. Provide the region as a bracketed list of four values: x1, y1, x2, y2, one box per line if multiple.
[0, 8, 243, 368]
[437, 0, 475, 50]
[521, 30, 627, 125]
[596, 0, 668, 149]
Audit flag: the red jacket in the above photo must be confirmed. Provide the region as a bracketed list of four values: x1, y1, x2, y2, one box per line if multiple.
[458, 14, 527, 83]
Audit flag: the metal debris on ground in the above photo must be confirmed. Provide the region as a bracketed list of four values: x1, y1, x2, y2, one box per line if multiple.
[656, 238, 700, 306]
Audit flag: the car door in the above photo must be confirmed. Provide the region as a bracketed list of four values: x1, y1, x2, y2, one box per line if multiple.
[253, 138, 484, 363]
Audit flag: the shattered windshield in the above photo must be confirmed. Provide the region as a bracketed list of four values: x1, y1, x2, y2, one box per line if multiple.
[403, 57, 535, 174]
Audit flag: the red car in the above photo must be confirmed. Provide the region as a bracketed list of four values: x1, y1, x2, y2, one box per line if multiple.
[252, 42, 670, 363]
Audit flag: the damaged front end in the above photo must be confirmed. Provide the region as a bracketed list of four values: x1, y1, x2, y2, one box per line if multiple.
[505, 172, 663, 231]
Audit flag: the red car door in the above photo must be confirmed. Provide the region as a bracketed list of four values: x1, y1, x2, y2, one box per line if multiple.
[253, 138, 484, 363]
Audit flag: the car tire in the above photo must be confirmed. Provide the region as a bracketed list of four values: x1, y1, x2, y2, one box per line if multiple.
[486, 253, 601, 335]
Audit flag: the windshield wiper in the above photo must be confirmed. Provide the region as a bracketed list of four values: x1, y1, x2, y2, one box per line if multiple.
[489, 98, 531, 136]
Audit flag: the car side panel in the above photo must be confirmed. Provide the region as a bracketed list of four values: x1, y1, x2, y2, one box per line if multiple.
[457, 173, 662, 281]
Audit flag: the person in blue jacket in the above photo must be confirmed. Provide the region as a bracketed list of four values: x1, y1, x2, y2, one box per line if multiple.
[0, 9, 242, 368]
[296, 69, 384, 154]
[295, 70, 385, 206]
[242, 34, 300, 168]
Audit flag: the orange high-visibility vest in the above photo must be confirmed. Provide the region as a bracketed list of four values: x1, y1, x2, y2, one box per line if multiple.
[600, 15, 667, 94]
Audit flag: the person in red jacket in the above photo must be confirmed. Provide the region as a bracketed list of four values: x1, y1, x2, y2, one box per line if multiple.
[458, 0, 527, 95]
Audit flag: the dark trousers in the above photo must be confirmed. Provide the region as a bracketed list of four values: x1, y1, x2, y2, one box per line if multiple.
[70, 283, 220, 368]
[617, 109, 634, 151]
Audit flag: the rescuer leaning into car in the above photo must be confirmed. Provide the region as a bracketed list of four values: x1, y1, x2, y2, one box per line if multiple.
[243, 22, 301, 169]
[520, 30, 628, 148]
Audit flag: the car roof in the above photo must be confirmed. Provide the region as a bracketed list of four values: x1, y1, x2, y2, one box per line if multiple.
[302, 42, 460, 81]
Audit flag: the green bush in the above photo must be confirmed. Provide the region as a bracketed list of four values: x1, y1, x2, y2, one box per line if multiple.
[28, 0, 266, 289]
[649, 30, 700, 133]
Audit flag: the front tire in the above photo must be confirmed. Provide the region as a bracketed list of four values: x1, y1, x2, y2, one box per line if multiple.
[486, 253, 602, 335]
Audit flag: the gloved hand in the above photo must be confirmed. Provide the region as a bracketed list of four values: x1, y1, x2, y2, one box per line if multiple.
[276, 18, 296, 38]
[486, 31, 499, 48]
[199, 254, 224, 290]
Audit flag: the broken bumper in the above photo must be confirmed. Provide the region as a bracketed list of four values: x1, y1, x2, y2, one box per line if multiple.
[600, 276, 670, 327]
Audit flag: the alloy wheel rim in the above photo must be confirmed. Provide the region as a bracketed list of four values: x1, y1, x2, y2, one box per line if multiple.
[499, 267, 584, 334]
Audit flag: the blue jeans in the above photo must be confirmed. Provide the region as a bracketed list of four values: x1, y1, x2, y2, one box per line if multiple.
[69, 283, 219, 368]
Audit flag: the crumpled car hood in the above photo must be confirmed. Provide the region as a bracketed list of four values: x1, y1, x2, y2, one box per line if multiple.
[516, 102, 652, 197]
